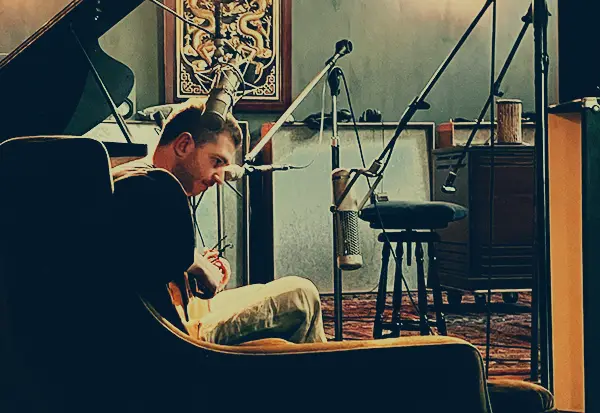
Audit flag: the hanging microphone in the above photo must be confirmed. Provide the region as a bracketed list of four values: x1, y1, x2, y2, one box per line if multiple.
[200, 1, 242, 131]
[223, 163, 298, 181]
[441, 167, 458, 194]
[201, 61, 242, 131]
[331, 168, 363, 271]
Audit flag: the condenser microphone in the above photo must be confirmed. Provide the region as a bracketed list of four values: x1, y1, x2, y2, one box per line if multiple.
[223, 164, 297, 181]
[202, 59, 242, 131]
[441, 168, 458, 194]
[331, 168, 363, 271]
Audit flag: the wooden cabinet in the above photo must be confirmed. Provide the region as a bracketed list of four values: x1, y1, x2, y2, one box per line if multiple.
[432, 145, 534, 303]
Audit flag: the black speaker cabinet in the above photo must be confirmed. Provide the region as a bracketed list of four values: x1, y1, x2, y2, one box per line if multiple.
[548, 98, 600, 413]
[558, 0, 600, 102]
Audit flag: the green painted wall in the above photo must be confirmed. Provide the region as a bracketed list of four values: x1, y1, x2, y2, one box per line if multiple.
[1, 1, 559, 140]
[100, 0, 558, 140]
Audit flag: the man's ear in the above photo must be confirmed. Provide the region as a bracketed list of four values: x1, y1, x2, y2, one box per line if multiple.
[173, 132, 195, 158]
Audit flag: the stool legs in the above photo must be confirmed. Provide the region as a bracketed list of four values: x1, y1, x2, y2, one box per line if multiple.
[415, 242, 430, 335]
[428, 241, 448, 335]
[390, 242, 405, 337]
[373, 242, 391, 339]
[373, 233, 448, 339]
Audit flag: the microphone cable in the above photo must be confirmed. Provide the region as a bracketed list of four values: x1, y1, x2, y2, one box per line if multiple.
[338, 68, 429, 331]
[223, 179, 243, 198]
[147, 0, 214, 38]
[189, 179, 246, 247]
[190, 191, 207, 249]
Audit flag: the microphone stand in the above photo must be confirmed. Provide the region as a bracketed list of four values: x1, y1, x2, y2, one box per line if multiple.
[244, 40, 353, 164]
[441, 5, 533, 193]
[334, 0, 494, 212]
[532, 0, 552, 391]
[439, 1, 552, 386]
[241, 40, 352, 340]
[147, 0, 215, 38]
[328, 67, 344, 341]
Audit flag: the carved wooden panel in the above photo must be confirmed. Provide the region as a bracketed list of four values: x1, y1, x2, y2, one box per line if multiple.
[164, 0, 291, 111]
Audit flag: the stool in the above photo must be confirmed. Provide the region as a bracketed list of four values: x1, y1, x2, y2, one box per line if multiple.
[359, 200, 468, 339]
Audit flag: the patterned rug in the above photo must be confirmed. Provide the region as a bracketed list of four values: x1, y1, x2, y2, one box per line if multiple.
[321, 291, 536, 381]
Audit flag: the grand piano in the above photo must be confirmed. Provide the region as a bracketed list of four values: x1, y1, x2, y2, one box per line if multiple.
[0, 0, 148, 163]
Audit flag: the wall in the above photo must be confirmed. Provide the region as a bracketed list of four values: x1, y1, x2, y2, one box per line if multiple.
[271, 123, 434, 293]
[1, 1, 559, 138]
[0, 0, 70, 57]
[99, 0, 559, 139]
[99, 1, 163, 112]
[0, 0, 162, 111]
[285, 0, 558, 126]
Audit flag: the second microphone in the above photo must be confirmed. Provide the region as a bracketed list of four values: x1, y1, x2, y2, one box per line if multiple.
[331, 168, 363, 271]
[223, 164, 295, 181]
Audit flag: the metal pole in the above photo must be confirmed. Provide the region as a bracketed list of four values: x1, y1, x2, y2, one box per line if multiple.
[329, 68, 344, 341]
[71, 27, 133, 144]
[532, 0, 553, 390]
[216, 185, 225, 256]
[245, 40, 353, 164]
[336, 0, 495, 213]
[242, 129, 251, 286]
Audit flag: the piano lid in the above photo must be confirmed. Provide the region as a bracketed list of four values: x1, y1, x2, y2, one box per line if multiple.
[0, 0, 146, 143]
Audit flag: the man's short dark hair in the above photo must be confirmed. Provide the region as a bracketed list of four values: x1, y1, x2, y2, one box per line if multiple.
[158, 100, 242, 148]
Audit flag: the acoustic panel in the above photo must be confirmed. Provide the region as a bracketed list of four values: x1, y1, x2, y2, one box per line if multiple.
[270, 122, 434, 293]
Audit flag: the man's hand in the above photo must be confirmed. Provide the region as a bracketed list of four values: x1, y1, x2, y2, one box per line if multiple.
[202, 248, 231, 292]
[186, 252, 224, 299]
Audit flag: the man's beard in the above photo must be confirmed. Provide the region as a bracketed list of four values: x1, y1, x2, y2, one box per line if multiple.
[171, 162, 195, 195]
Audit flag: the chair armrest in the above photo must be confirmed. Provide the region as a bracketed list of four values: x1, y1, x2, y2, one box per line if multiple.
[142, 299, 493, 413]
[230, 334, 470, 353]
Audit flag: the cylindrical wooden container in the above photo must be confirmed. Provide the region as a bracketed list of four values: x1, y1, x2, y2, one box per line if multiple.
[497, 99, 523, 144]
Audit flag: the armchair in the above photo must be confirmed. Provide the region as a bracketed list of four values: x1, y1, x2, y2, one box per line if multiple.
[0, 137, 554, 413]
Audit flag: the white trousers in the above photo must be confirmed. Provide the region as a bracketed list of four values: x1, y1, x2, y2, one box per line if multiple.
[183, 276, 327, 345]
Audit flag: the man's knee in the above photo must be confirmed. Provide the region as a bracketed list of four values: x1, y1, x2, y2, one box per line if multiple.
[275, 276, 322, 321]
[278, 277, 326, 342]
[279, 276, 320, 302]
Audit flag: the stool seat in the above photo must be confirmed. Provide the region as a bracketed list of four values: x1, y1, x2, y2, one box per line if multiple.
[359, 200, 468, 229]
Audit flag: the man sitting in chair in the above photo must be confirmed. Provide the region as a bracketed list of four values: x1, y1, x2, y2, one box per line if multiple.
[111, 100, 327, 345]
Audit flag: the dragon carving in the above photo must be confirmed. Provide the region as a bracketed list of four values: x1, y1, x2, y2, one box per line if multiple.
[183, 0, 216, 71]
[180, 0, 276, 91]
[233, 0, 273, 78]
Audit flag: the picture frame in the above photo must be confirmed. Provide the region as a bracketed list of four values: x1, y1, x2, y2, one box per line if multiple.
[163, 0, 291, 111]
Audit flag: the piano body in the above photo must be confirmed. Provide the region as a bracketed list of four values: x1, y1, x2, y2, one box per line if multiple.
[0, 0, 148, 164]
